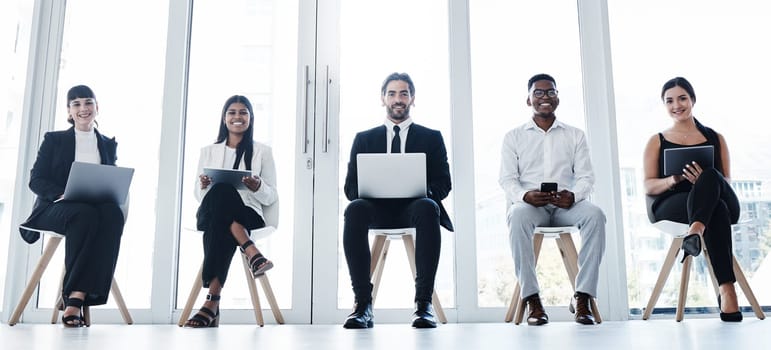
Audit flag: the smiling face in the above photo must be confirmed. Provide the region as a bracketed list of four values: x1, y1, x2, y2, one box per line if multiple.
[527, 79, 559, 118]
[381, 80, 415, 123]
[224, 102, 251, 135]
[67, 98, 98, 131]
[662, 85, 694, 121]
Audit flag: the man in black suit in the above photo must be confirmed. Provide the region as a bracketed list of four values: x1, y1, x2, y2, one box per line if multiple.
[342, 72, 453, 329]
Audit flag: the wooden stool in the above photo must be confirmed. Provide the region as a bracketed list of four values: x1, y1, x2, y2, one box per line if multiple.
[9, 228, 132, 326]
[505, 226, 602, 324]
[177, 226, 284, 326]
[368, 228, 447, 323]
[643, 220, 765, 321]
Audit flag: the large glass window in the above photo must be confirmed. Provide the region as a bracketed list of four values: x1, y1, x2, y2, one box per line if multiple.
[38, 0, 169, 309]
[609, 0, 771, 314]
[469, 0, 586, 307]
[0, 0, 34, 311]
[177, 0, 298, 310]
[336, 0, 455, 308]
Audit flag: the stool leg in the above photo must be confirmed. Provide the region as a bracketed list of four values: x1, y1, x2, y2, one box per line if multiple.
[370, 235, 389, 305]
[702, 250, 720, 298]
[504, 283, 520, 323]
[677, 254, 692, 322]
[241, 253, 265, 326]
[177, 263, 204, 326]
[9, 237, 62, 326]
[556, 234, 578, 290]
[732, 256, 765, 320]
[402, 234, 447, 323]
[643, 237, 682, 320]
[510, 233, 546, 325]
[51, 266, 66, 324]
[110, 278, 133, 324]
[258, 274, 285, 324]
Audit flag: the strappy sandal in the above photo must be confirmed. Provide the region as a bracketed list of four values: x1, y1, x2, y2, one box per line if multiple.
[62, 297, 84, 328]
[184, 294, 220, 328]
[240, 240, 274, 278]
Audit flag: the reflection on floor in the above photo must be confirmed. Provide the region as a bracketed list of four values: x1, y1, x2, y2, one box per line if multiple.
[2, 319, 764, 350]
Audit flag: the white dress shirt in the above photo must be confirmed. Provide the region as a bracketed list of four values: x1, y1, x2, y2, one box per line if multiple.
[74, 127, 100, 164]
[499, 118, 595, 204]
[385, 117, 413, 153]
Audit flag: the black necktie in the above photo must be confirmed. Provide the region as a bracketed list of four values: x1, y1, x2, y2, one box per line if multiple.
[391, 125, 401, 153]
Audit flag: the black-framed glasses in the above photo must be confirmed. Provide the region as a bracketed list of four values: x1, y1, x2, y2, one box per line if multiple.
[532, 89, 558, 98]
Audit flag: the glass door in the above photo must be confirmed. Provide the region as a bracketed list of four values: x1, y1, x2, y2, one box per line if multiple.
[310, 0, 456, 324]
[176, 0, 308, 323]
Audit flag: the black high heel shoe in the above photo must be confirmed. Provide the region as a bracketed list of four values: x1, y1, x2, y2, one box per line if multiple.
[61, 297, 85, 328]
[680, 233, 702, 263]
[184, 294, 221, 328]
[717, 295, 743, 322]
[240, 240, 274, 277]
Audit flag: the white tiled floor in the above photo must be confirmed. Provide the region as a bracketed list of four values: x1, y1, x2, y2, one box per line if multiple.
[3, 319, 769, 350]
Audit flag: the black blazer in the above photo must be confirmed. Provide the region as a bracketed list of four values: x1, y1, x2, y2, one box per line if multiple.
[344, 123, 454, 232]
[20, 127, 118, 243]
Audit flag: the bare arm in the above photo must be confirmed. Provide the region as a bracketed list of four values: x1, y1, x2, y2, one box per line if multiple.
[717, 132, 731, 181]
[643, 134, 683, 195]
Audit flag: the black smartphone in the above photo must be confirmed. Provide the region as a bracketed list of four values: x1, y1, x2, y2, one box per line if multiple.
[540, 182, 558, 193]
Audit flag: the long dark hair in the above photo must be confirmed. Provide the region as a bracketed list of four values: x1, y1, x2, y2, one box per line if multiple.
[216, 95, 255, 170]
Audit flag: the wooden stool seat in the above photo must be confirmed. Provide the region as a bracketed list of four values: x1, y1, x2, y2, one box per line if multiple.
[643, 220, 765, 321]
[368, 228, 448, 324]
[177, 226, 284, 326]
[505, 226, 602, 324]
[9, 227, 132, 326]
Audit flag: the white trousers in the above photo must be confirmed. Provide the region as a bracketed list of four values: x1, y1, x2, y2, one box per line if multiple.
[506, 200, 606, 298]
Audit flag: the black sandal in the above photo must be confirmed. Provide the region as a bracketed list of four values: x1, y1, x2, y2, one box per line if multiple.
[62, 297, 84, 328]
[184, 294, 220, 328]
[240, 240, 274, 277]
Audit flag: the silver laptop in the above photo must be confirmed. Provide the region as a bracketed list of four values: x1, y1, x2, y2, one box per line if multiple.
[357, 153, 427, 199]
[59, 162, 134, 204]
[663, 145, 714, 176]
[203, 167, 252, 190]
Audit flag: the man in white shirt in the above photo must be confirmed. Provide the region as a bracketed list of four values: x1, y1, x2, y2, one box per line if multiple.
[499, 73, 606, 326]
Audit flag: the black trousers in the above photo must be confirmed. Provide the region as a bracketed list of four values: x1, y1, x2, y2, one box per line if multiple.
[28, 201, 124, 306]
[653, 168, 740, 284]
[196, 183, 265, 288]
[343, 198, 442, 303]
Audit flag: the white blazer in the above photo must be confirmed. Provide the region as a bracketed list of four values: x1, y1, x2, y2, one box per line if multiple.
[194, 141, 278, 219]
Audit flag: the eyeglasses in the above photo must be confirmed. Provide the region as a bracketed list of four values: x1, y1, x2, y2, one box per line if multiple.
[532, 89, 558, 98]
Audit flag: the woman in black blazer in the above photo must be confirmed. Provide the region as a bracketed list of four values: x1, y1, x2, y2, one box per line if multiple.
[20, 85, 126, 327]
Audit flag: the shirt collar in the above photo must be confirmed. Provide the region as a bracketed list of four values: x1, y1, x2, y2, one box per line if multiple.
[385, 117, 413, 131]
[525, 118, 564, 132]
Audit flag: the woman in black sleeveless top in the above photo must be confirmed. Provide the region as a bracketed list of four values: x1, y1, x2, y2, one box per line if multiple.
[642, 77, 742, 322]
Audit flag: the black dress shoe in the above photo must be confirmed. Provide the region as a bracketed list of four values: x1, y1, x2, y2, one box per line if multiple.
[680, 233, 702, 263]
[718, 295, 743, 322]
[524, 294, 549, 326]
[411, 301, 437, 328]
[572, 292, 596, 325]
[343, 302, 374, 329]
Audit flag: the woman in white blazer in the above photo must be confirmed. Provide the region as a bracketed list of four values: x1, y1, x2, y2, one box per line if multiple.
[184, 95, 278, 328]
